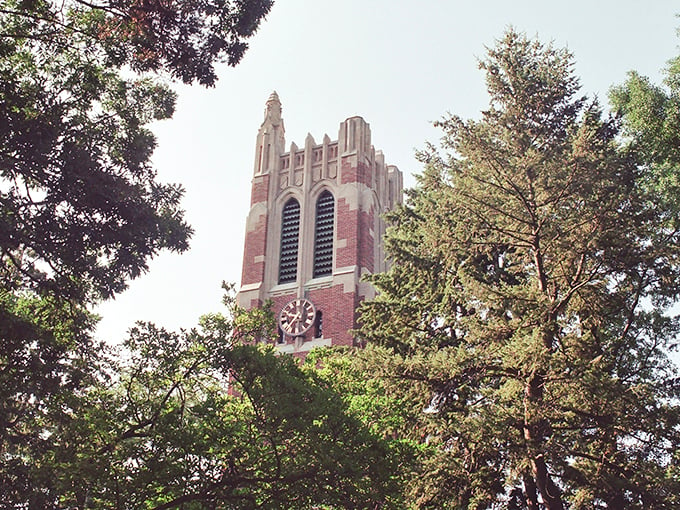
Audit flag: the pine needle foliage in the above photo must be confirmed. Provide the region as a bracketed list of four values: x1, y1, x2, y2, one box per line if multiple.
[357, 30, 680, 510]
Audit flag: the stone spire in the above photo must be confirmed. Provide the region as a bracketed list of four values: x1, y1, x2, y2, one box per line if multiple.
[263, 90, 282, 127]
[254, 92, 285, 175]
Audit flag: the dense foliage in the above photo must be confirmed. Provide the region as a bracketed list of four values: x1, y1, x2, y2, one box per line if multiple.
[355, 30, 680, 509]
[0, 0, 274, 302]
[0, 0, 272, 504]
[31, 298, 398, 508]
[610, 30, 680, 217]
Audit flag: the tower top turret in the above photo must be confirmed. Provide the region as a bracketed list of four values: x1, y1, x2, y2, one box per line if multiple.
[263, 90, 282, 126]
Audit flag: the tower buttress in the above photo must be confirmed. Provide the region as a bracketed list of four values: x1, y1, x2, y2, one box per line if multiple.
[240, 92, 287, 305]
[253, 91, 285, 176]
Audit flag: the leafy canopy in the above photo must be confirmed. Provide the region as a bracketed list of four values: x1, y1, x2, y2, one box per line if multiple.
[0, 0, 272, 503]
[610, 24, 680, 219]
[29, 292, 399, 509]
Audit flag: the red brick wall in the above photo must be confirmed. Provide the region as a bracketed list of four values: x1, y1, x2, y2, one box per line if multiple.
[336, 197, 357, 268]
[268, 283, 358, 348]
[357, 205, 375, 272]
[341, 159, 373, 187]
[241, 172, 270, 287]
[250, 174, 269, 204]
[335, 200, 375, 273]
[308, 284, 357, 346]
[240, 212, 268, 286]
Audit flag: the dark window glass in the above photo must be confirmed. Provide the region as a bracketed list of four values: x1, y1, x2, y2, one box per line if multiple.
[314, 310, 323, 338]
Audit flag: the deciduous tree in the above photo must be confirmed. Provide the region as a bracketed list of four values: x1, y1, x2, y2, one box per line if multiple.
[0, 0, 272, 502]
[39, 298, 398, 509]
[610, 26, 680, 218]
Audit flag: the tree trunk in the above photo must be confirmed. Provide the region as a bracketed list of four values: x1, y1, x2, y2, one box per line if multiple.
[524, 370, 564, 510]
[532, 454, 564, 510]
[523, 471, 539, 510]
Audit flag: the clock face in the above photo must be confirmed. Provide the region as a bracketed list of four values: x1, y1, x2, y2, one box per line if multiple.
[279, 298, 316, 336]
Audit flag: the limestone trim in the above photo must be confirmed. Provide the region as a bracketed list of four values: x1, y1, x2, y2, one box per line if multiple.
[269, 281, 299, 297]
[304, 275, 333, 291]
[239, 282, 262, 293]
[276, 336, 332, 354]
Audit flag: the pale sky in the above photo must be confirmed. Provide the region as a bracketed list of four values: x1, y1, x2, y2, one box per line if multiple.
[95, 0, 680, 343]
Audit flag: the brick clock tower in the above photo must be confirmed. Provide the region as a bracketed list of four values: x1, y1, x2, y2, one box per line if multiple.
[237, 92, 403, 354]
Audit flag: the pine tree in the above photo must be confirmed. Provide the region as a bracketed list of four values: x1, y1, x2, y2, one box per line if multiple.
[358, 30, 680, 509]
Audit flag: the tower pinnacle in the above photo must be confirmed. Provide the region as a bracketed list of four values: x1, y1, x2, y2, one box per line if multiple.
[263, 91, 282, 125]
[268, 90, 280, 103]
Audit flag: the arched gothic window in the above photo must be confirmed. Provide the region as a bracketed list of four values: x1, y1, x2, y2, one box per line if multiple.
[313, 191, 334, 278]
[278, 198, 300, 283]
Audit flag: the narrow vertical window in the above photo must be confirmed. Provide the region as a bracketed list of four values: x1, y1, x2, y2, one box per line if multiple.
[279, 198, 300, 283]
[314, 311, 323, 339]
[313, 191, 334, 278]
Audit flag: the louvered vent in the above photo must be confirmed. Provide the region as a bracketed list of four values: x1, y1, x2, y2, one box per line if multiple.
[278, 199, 300, 283]
[313, 191, 334, 278]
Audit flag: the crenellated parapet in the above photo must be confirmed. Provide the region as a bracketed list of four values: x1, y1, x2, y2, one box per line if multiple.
[255, 110, 401, 211]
